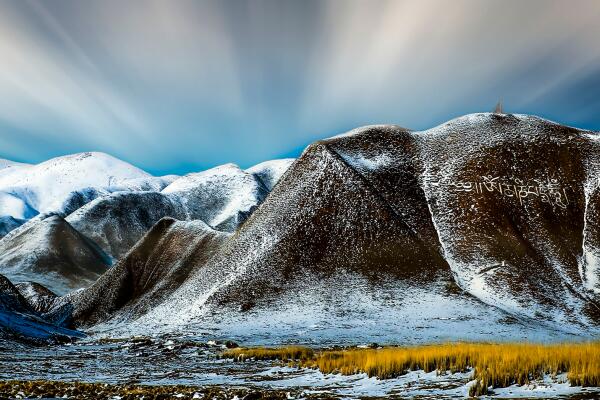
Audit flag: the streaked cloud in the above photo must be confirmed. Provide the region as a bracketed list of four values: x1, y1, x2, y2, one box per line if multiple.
[0, 0, 598, 174]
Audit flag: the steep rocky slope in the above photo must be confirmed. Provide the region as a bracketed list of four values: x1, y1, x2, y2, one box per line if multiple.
[66, 161, 292, 260]
[52, 113, 600, 342]
[64, 218, 231, 326]
[0, 274, 82, 342]
[0, 215, 111, 295]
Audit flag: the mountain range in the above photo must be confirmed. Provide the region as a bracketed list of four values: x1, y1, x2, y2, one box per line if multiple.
[1, 113, 600, 344]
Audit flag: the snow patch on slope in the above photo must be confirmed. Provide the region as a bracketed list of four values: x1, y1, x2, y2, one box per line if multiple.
[0, 192, 36, 220]
[0, 159, 30, 171]
[246, 159, 295, 191]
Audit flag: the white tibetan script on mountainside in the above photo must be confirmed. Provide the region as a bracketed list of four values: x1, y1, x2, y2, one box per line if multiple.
[425, 175, 570, 208]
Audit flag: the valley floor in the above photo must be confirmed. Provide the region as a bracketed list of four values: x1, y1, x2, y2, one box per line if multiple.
[1, 336, 600, 399]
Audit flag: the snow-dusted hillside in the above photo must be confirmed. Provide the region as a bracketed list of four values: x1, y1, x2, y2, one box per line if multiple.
[0, 215, 111, 295]
[246, 158, 295, 191]
[0, 152, 172, 220]
[63, 160, 292, 260]
[51, 113, 600, 343]
[162, 163, 269, 231]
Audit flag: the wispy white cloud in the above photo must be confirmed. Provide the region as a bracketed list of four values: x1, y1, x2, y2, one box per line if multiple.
[298, 0, 600, 131]
[0, 3, 152, 152]
[0, 0, 598, 174]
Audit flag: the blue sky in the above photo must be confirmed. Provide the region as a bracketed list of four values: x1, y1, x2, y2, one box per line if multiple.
[0, 0, 599, 176]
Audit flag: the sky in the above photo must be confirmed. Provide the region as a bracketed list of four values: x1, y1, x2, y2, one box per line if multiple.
[0, 0, 599, 176]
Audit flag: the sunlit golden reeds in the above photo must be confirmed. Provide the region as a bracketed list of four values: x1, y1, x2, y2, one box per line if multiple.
[224, 342, 600, 396]
[224, 346, 314, 362]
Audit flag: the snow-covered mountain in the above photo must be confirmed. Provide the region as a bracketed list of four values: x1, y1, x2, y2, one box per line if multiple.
[0, 215, 111, 295]
[3, 113, 600, 344]
[28, 113, 595, 344]
[0, 152, 173, 221]
[0, 152, 293, 243]
[0, 153, 295, 297]
[64, 160, 293, 260]
[161, 163, 268, 231]
[245, 158, 295, 191]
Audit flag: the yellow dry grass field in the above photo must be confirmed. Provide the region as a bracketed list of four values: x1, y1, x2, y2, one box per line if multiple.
[224, 342, 600, 396]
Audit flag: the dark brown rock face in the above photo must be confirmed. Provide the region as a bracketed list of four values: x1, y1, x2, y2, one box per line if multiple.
[0, 274, 82, 341]
[45, 114, 600, 340]
[66, 217, 230, 326]
[415, 114, 600, 324]
[0, 215, 110, 296]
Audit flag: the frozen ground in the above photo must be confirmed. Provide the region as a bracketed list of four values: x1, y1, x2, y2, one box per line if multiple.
[1, 336, 598, 399]
[88, 274, 599, 345]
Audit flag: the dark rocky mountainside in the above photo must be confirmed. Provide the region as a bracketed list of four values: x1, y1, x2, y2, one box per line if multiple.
[0, 274, 82, 342]
[0, 215, 111, 295]
[416, 114, 600, 325]
[40, 113, 600, 342]
[2, 113, 600, 343]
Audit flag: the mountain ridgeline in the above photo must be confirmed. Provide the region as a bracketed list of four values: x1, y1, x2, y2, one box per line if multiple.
[1, 113, 600, 343]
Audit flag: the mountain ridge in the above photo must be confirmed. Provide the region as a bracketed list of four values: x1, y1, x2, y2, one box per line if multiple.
[2, 112, 600, 343]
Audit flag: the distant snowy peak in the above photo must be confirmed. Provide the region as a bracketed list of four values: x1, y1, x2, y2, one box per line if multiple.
[0, 152, 153, 217]
[163, 163, 268, 231]
[0, 151, 295, 224]
[162, 163, 247, 194]
[246, 158, 295, 191]
[64, 160, 295, 260]
[108, 175, 178, 192]
[0, 159, 30, 171]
